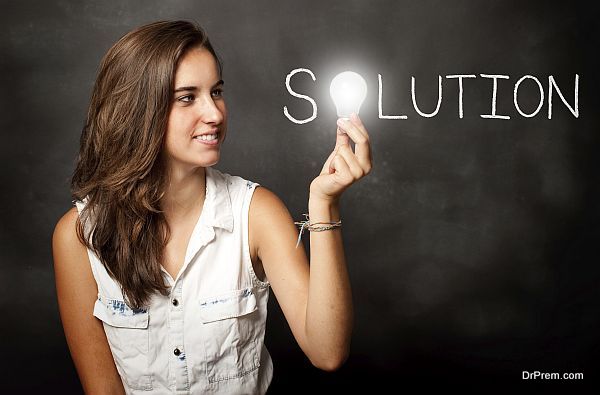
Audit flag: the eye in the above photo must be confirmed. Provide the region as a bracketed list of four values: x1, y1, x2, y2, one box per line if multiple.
[211, 88, 224, 98]
[177, 94, 195, 103]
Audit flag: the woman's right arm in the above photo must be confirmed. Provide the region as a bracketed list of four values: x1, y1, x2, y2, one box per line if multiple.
[52, 208, 126, 395]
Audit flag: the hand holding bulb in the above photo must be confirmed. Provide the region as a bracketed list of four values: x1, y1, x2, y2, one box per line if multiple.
[309, 72, 373, 204]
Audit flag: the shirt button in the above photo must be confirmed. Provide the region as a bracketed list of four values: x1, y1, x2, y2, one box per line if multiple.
[172, 298, 179, 306]
[174, 348, 181, 356]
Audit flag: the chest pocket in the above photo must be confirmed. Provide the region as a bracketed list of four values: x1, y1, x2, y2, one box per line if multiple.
[198, 286, 261, 383]
[93, 294, 153, 391]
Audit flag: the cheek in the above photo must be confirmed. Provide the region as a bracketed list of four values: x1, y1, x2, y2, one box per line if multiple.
[218, 100, 228, 118]
[165, 111, 179, 139]
[165, 110, 193, 139]
[163, 118, 189, 155]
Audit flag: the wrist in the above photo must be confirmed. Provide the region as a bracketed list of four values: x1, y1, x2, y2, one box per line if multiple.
[308, 196, 340, 222]
[309, 191, 340, 205]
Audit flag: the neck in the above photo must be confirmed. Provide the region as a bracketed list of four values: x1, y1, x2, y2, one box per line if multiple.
[160, 165, 207, 221]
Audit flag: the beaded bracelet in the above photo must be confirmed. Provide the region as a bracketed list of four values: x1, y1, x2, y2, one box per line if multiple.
[294, 213, 342, 248]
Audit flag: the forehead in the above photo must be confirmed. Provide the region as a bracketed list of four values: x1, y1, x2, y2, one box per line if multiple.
[174, 47, 220, 87]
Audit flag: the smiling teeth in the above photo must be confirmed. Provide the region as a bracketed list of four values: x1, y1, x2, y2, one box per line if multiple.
[195, 133, 218, 141]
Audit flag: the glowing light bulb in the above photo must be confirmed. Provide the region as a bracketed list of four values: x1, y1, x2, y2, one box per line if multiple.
[330, 71, 367, 118]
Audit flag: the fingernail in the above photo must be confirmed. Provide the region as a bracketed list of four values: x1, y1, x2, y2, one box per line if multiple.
[350, 113, 359, 121]
[337, 118, 347, 127]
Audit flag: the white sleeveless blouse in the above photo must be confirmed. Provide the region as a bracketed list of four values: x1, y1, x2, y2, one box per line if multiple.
[74, 166, 273, 394]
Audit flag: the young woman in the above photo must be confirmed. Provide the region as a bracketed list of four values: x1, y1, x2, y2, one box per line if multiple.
[52, 20, 372, 394]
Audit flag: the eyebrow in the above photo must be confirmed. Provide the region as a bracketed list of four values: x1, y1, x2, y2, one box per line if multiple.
[174, 79, 224, 93]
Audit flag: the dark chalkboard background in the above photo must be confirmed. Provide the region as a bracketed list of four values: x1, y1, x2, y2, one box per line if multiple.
[1, 0, 598, 392]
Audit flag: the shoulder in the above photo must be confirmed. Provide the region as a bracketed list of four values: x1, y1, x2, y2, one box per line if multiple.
[250, 186, 289, 218]
[52, 207, 88, 268]
[53, 207, 80, 245]
[249, 186, 296, 246]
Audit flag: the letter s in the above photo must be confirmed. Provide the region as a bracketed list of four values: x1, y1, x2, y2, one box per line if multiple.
[283, 68, 317, 124]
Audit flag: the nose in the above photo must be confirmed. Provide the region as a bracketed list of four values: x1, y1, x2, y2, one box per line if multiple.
[198, 94, 224, 125]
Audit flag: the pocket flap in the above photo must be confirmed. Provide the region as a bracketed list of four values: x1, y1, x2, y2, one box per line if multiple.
[93, 294, 149, 329]
[198, 287, 258, 323]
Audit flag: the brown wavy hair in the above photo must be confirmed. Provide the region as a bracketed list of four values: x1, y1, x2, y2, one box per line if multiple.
[71, 20, 222, 310]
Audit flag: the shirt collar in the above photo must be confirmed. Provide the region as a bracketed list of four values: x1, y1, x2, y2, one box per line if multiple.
[204, 166, 234, 232]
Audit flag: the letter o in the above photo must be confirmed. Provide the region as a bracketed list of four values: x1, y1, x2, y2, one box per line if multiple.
[514, 75, 544, 118]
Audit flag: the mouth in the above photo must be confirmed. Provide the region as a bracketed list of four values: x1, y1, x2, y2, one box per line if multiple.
[192, 131, 221, 146]
[192, 132, 220, 142]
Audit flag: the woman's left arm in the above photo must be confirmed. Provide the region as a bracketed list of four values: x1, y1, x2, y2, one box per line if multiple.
[250, 114, 372, 371]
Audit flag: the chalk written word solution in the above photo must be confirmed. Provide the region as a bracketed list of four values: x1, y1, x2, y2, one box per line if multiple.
[283, 68, 579, 124]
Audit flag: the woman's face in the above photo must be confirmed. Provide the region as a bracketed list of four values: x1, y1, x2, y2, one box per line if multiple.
[163, 46, 227, 174]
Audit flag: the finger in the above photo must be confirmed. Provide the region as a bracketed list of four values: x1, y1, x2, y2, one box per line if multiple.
[336, 144, 365, 179]
[350, 113, 369, 138]
[320, 147, 338, 175]
[335, 126, 350, 149]
[336, 117, 372, 171]
[337, 117, 369, 147]
[323, 126, 350, 176]
[330, 151, 353, 184]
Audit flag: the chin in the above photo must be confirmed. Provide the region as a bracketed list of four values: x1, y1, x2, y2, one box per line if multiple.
[200, 154, 220, 168]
